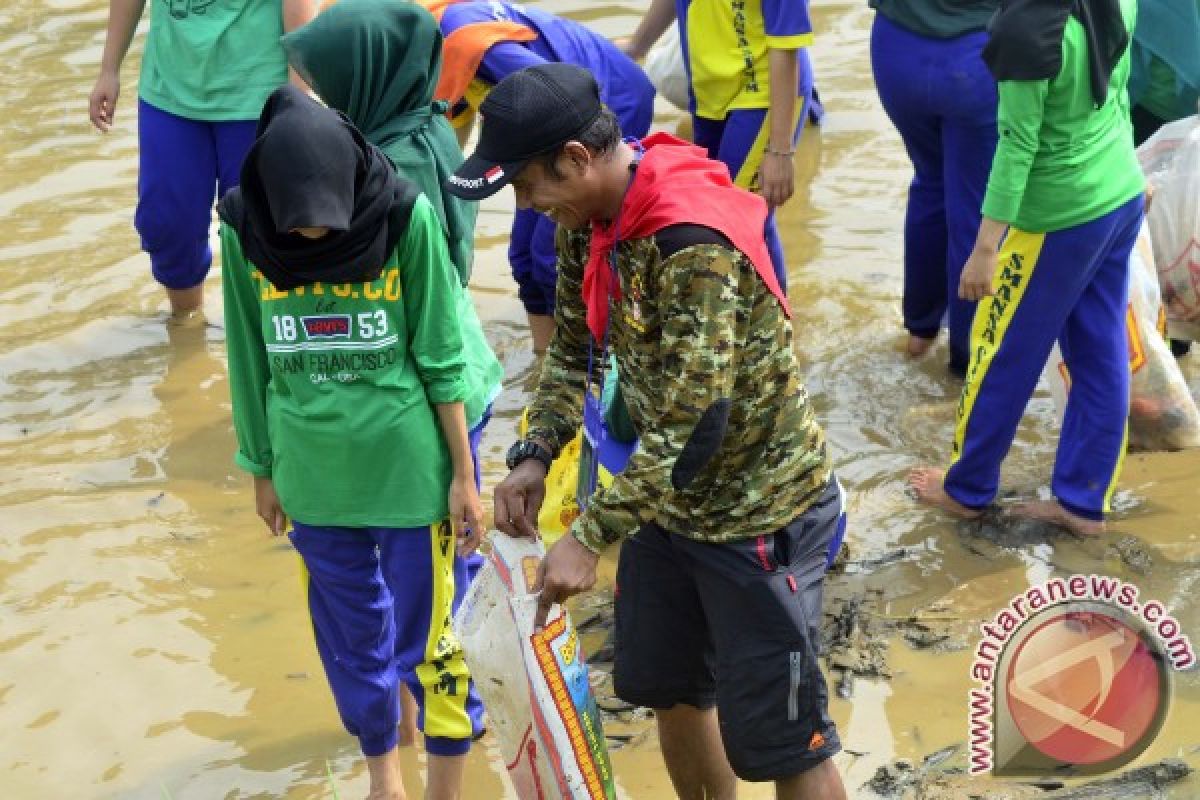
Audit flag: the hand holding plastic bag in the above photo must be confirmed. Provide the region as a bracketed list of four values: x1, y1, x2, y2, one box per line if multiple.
[454, 533, 617, 800]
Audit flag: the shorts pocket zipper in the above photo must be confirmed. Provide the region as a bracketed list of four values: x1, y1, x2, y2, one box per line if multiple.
[788, 651, 802, 721]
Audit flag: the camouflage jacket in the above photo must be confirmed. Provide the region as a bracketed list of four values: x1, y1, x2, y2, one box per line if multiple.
[526, 226, 831, 553]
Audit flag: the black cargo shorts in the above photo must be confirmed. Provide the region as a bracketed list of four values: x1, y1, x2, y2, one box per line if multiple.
[612, 479, 844, 782]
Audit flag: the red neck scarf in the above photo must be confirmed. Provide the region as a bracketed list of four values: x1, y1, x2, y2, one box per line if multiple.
[582, 132, 790, 341]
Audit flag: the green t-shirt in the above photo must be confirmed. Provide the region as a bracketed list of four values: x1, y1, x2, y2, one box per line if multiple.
[870, 0, 997, 40]
[139, 0, 288, 121]
[221, 197, 474, 528]
[983, 0, 1145, 232]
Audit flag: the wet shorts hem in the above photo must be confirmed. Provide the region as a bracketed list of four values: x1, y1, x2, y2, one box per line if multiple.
[730, 736, 841, 783]
[612, 683, 717, 712]
[360, 729, 399, 757]
[425, 734, 472, 757]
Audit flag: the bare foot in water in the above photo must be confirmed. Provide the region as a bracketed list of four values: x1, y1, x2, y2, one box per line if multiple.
[906, 333, 936, 358]
[1010, 499, 1105, 536]
[908, 467, 983, 519]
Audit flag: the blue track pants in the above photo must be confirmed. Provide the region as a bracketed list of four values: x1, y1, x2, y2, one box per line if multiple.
[870, 14, 998, 372]
[946, 195, 1144, 520]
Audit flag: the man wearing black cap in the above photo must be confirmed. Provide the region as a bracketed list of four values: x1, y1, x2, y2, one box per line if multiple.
[447, 63, 848, 799]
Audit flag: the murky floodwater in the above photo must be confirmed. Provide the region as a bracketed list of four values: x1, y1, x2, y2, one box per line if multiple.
[3, 1, 1199, 797]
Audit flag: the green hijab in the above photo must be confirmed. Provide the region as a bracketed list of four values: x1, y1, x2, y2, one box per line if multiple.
[282, 0, 475, 284]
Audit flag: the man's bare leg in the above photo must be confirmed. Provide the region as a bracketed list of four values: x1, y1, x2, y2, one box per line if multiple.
[166, 284, 204, 320]
[527, 313, 555, 355]
[365, 747, 406, 800]
[776, 758, 846, 800]
[425, 753, 467, 800]
[656, 704, 737, 800]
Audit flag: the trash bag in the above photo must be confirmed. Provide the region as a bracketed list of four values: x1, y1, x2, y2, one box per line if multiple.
[517, 410, 619, 545]
[519, 359, 634, 542]
[453, 533, 617, 800]
[643, 24, 690, 112]
[1041, 223, 1200, 451]
[1137, 113, 1200, 342]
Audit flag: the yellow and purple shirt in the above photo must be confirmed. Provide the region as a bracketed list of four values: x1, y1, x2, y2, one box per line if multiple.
[675, 0, 813, 120]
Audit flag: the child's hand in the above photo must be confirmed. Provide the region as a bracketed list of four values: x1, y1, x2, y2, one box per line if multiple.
[253, 476, 287, 536]
[958, 244, 998, 302]
[760, 150, 795, 210]
[89, 70, 120, 132]
[449, 474, 485, 556]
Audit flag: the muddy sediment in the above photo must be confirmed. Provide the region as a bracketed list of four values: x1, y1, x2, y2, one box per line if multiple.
[579, 451, 1200, 796]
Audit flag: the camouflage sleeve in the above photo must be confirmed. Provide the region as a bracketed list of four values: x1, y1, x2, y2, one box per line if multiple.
[571, 245, 742, 553]
[525, 227, 594, 456]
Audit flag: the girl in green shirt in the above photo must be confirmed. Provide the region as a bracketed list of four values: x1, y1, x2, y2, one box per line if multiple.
[219, 86, 484, 800]
[282, 0, 506, 765]
[911, 0, 1145, 536]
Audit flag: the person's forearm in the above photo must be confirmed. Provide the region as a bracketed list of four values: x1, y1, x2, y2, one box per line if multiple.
[435, 402, 475, 479]
[766, 48, 799, 153]
[525, 232, 595, 456]
[627, 0, 675, 60]
[981, 80, 1048, 224]
[283, 0, 318, 89]
[100, 0, 147, 74]
[974, 216, 1008, 252]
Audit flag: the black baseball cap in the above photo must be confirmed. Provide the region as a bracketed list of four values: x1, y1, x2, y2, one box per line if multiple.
[445, 63, 603, 201]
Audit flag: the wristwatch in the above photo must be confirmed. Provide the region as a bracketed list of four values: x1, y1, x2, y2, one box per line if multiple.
[506, 438, 553, 472]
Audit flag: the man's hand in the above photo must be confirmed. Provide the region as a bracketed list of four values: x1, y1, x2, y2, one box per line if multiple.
[449, 472, 485, 557]
[958, 244, 998, 302]
[760, 151, 795, 209]
[253, 476, 287, 536]
[533, 534, 600, 629]
[494, 459, 548, 538]
[89, 70, 120, 132]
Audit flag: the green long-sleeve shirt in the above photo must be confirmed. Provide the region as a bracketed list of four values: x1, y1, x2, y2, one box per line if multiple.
[526, 227, 831, 554]
[221, 196, 469, 527]
[982, 0, 1145, 232]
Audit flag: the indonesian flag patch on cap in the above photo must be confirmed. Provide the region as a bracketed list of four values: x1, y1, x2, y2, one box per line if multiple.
[485, 166, 505, 184]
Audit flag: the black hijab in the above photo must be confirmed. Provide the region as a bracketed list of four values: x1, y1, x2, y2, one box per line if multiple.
[218, 85, 420, 290]
[982, 0, 1129, 108]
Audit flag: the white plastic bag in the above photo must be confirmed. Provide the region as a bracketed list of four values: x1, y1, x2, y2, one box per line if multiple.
[454, 533, 616, 800]
[643, 25, 690, 111]
[1042, 223, 1200, 451]
[1137, 114, 1200, 342]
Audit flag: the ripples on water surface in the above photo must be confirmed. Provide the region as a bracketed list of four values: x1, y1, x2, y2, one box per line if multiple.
[2, 0, 1198, 797]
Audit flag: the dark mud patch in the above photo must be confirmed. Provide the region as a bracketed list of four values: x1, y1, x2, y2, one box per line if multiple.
[865, 754, 1191, 799]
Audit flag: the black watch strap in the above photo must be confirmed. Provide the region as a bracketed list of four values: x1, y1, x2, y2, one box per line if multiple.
[506, 438, 553, 471]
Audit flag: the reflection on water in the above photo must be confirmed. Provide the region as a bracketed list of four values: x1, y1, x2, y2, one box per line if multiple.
[2, 0, 1198, 797]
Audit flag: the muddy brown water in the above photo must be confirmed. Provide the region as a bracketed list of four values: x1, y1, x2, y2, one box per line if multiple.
[2, 1, 1199, 797]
